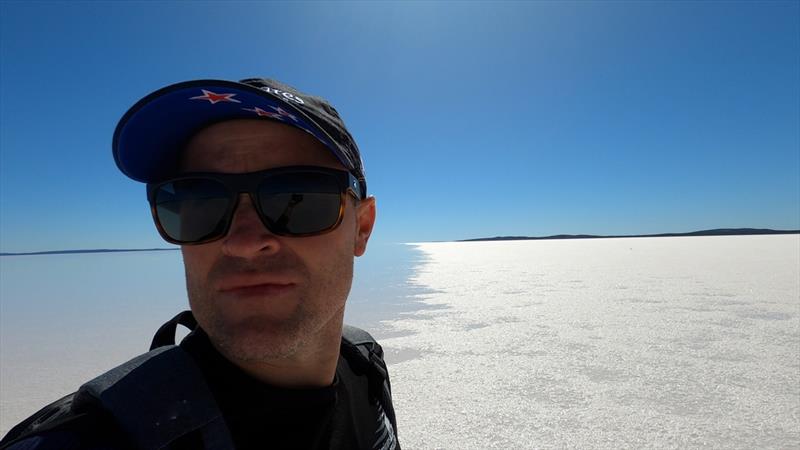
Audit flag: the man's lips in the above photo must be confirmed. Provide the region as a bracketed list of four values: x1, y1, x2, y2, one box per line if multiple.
[217, 275, 297, 296]
[221, 283, 296, 297]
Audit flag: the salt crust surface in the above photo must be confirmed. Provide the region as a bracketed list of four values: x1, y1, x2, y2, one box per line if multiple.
[381, 235, 800, 449]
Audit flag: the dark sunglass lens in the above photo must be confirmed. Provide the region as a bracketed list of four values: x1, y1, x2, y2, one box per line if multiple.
[154, 179, 231, 242]
[257, 173, 342, 235]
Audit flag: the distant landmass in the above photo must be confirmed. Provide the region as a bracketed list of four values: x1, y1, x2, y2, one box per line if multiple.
[0, 248, 178, 256]
[461, 228, 800, 242]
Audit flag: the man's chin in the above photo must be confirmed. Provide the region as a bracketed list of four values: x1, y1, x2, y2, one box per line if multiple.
[208, 315, 307, 362]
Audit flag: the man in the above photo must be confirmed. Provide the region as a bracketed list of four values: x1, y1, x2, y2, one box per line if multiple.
[1, 78, 399, 449]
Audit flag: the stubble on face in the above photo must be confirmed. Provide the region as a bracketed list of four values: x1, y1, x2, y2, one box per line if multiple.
[184, 239, 354, 362]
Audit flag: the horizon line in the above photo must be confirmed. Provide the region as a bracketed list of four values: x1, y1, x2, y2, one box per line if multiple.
[2, 227, 799, 256]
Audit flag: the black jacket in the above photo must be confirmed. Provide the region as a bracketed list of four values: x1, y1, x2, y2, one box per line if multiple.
[1, 313, 399, 450]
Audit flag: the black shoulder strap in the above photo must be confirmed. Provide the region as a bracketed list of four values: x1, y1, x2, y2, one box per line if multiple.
[340, 325, 399, 444]
[1, 309, 200, 449]
[342, 324, 377, 346]
[72, 345, 235, 450]
[150, 310, 198, 350]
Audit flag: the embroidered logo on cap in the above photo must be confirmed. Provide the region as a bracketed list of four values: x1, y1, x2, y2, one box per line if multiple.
[256, 86, 305, 105]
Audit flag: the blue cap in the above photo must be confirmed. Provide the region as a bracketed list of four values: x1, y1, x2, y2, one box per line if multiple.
[113, 78, 366, 196]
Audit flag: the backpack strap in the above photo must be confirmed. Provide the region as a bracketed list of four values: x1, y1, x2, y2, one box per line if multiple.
[0, 312, 217, 450]
[341, 325, 399, 444]
[150, 310, 198, 350]
[72, 345, 235, 450]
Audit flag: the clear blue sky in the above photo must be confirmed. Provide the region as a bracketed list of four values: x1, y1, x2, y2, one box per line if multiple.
[1, 1, 798, 252]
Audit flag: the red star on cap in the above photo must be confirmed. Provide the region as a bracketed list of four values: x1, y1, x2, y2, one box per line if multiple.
[190, 89, 241, 104]
[242, 106, 299, 122]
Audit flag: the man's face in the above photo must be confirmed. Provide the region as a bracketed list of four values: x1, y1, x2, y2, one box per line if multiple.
[178, 119, 375, 362]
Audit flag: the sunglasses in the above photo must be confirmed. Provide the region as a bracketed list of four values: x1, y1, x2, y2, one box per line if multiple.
[147, 166, 363, 245]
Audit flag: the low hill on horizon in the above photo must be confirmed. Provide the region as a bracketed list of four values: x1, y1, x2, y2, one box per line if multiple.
[0, 248, 179, 257]
[460, 228, 800, 242]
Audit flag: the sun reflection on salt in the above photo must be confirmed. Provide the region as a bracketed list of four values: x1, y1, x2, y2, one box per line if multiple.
[384, 235, 800, 449]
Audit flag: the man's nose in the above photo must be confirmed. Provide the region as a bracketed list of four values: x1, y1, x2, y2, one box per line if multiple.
[221, 194, 280, 258]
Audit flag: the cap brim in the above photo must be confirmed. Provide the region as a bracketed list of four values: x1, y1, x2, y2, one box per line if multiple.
[113, 79, 342, 183]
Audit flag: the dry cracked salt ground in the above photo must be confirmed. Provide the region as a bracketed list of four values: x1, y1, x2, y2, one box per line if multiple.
[379, 236, 800, 449]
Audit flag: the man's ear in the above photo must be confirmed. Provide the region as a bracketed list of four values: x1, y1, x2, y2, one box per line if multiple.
[353, 197, 376, 257]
